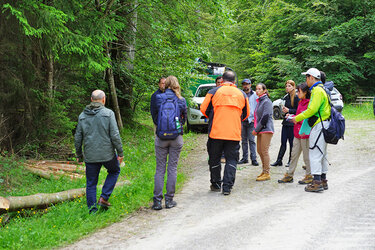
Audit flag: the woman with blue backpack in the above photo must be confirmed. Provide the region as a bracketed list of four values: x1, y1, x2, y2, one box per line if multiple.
[151, 75, 187, 210]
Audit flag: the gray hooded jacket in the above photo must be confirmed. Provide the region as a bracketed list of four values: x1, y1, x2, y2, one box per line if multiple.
[75, 102, 123, 163]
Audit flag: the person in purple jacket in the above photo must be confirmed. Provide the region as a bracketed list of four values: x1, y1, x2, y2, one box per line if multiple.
[252, 83, 274, 181]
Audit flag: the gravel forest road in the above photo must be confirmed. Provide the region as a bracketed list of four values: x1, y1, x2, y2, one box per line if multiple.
[66, 120, 375, 250]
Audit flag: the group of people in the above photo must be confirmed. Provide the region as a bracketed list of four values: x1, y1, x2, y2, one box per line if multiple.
[74, 67, 331, 213]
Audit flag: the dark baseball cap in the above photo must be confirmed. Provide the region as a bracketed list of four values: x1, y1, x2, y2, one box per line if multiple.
[241, 79, 251, 84]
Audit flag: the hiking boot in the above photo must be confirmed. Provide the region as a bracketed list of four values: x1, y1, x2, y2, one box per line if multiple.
[222, 188, 231, 195]
[210, 183, 221, 192]
[165, 199, 177, 209]
[322, 179, 328, 190]
[298, 175, 313, 185]
[305, 180, 324, 192]
[251, 160, 259, 166]
[238, 158, 249, 164]
[98, 197, 111, 208]
[152, 200, 162, 210]
[278, 173, 293, 183]
[271, 161, 282, 167]
[256, 173, 270, 181]
[257, 172, 264, 178]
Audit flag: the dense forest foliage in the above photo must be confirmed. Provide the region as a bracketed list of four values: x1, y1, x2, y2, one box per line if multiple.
[1, 0, 374, 156]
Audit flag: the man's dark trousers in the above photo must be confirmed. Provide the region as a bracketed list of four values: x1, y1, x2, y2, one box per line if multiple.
[241, 121, 257, 161]
[207, 138, 240, 190]
[85, 156, 120, 209]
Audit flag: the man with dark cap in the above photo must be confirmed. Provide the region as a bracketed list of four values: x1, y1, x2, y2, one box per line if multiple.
[200, 71, 250, 195]
[238, 79, 259, 166]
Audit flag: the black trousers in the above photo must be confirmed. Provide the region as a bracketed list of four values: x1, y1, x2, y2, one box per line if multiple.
[207, 138, 240, 190]
[276, 125, 294, 162]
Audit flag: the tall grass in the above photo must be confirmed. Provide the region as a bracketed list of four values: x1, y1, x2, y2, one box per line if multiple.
[0, 114, 197, 249]
[342, 103, 375, 120]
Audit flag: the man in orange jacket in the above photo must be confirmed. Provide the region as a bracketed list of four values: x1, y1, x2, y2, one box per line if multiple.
[200, 71, 250, 195]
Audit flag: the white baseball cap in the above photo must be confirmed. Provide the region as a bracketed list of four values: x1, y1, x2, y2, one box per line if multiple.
[301, 68, 321, 79]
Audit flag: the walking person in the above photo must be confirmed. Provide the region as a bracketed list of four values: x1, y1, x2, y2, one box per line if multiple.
[271, 80, 299, 167]
[75, 90, 124, 214]
[238, 79, 259, 166]
[200, 71, 250, 195]
[291, 68, 331, 192]
[252, 83, 274, 181]
[151, 76, 187, 210]
[278, 83, 312, 184]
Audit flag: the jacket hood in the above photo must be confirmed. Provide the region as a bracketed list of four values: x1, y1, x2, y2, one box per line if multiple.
[84, 102, 104, 115]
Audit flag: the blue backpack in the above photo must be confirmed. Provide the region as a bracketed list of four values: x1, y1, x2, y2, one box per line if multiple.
[318, 86, 345, 144]
[156, 94, 182, 140]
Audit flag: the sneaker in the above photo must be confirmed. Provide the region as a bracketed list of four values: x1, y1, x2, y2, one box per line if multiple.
[271, 161, 282, 167]
[165, 199, 177, 209]
[238, 158, 249, 164]
[152, 200, 162, 210]
[305, 180, 324, 192]
[322, 179, 328, 190]
[251, 160, 259, 166]
[278, 173, 293, 183]
[256, 173, 270, 181]
[298, 175, 313, 185]
[210, 183, 221, 192]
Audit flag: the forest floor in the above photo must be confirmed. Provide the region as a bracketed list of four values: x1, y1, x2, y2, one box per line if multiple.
[64, 120, 375, 249]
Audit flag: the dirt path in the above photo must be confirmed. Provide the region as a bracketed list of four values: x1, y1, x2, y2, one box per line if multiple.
[65, 120, 375, 249]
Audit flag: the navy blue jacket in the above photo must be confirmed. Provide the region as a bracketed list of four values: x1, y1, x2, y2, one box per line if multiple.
[151, 89, 187, 133]
[150, 89, 164, 121]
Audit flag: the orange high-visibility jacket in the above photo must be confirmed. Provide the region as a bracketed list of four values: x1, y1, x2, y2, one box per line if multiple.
[200, 82, 250, 141]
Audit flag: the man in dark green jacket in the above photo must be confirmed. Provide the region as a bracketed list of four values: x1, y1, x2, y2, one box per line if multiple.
[75, 90, 124, 214]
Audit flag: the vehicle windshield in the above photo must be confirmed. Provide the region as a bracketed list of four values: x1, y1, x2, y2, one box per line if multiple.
[196, 86, 215, 97]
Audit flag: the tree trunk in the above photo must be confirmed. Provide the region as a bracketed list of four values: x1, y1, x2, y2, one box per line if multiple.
[105, 42, 123, 129]
[46, 54, 54, 99]
[0, 181, 129, 214]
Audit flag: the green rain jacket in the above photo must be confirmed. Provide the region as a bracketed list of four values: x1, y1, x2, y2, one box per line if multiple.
[295, 82, 331, 127]
[75, 102, 123, 163]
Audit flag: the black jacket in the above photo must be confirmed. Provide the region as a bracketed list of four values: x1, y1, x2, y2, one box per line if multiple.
[282, 93, 299, 126]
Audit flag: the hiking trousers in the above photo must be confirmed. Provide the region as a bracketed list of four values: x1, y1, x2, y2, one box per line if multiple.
[207, 138, 240, 190]
[154, 135, 183, 202]
[287, 137, 311, 176]
[85, 156, 120, 210]
[257, 133, 273, 174]
[241, 121, 257, 161]
[309, 121, 329, 175]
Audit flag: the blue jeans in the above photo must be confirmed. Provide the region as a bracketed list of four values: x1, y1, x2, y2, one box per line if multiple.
[241, 121, 257, 161]
[85, 156, 120, 210]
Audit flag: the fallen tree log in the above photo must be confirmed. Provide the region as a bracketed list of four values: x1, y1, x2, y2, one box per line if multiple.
[25, 166, 84, 179]
[0, 180, 129, 214]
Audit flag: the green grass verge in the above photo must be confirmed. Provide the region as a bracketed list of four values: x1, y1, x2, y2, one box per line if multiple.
[342, 103, 375, 120]
[0, 114, 198, 249]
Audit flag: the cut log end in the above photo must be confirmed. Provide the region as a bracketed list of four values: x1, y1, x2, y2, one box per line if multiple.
[0, 196, 10, 210]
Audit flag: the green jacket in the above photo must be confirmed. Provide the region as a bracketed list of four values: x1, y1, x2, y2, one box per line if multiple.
[75, 102, 123, 163]
[295, 83, 331, 127]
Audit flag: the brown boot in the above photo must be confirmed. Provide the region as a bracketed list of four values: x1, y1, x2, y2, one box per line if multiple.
[278, 173, 293, 183]
[298, 175, 313, 185]
[305, 180, 324, 192]
[257, 172, 264, 178]
[98, 197, 111, 208]
[256, 173, 270, 181]
[322, 179, 328, 190]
